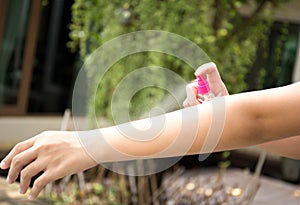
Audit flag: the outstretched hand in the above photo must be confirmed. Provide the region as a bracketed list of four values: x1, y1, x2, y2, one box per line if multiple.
[0, 131, 97, 200]
[183, 62, 229, 107]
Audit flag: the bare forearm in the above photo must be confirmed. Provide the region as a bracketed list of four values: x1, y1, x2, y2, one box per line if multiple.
[218, 82, 300, 149]
[256, 83, 300, 140]
[83, 83, 300, 162]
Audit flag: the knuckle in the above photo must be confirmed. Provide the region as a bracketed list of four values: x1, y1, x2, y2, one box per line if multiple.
[20, 170, 30, 180]
[36, 143, 52, 152]
[34, 179, 47, 190]
[11, 156, 22, 167]
[14, 143, 24, 152]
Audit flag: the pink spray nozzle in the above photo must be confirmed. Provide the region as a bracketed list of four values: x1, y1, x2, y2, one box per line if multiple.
[196, 74, 210, 94]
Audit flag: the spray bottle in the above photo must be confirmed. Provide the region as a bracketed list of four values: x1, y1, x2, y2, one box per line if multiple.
[194, 62, 215, 103]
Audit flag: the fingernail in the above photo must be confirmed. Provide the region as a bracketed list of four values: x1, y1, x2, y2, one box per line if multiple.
[7, 176, 13, 184]
[0, 161, 6, 169]
[28, 194, 35, 200]
[19, 188, 25, 194]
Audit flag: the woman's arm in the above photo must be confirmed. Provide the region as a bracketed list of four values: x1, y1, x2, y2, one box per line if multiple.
[1, 82, 300, 199]
[95, 82, 300, 162]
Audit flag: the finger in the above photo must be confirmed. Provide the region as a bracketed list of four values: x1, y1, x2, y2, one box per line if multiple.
[7, 147, 37, 184]
[185, 81, 199, 106]
[19, 160, 45, 195]
[220, 82, 229, 95]
[0, 137, 35, 170]
[29, 171, 52, 200]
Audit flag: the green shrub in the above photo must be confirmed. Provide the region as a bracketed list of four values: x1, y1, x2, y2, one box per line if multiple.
[69, 0, 285, 122]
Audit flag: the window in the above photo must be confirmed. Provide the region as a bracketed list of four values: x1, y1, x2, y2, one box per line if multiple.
[0, 0, 42, 115]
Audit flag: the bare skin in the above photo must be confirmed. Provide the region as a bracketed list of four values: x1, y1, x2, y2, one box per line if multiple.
[258, 136, 300, 159]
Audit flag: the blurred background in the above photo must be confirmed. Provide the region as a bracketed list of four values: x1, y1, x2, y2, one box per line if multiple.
[0, 0, 300, 204]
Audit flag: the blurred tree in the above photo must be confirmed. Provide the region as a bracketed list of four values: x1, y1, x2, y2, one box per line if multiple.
[69, 0, 287, 121]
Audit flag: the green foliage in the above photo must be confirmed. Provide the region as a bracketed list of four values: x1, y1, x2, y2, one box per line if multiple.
[43, 181, 127, 205]
[69, 0, 285, 121]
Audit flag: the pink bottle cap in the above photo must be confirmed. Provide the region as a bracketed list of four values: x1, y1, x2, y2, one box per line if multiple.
[197, 75, 210, 94]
